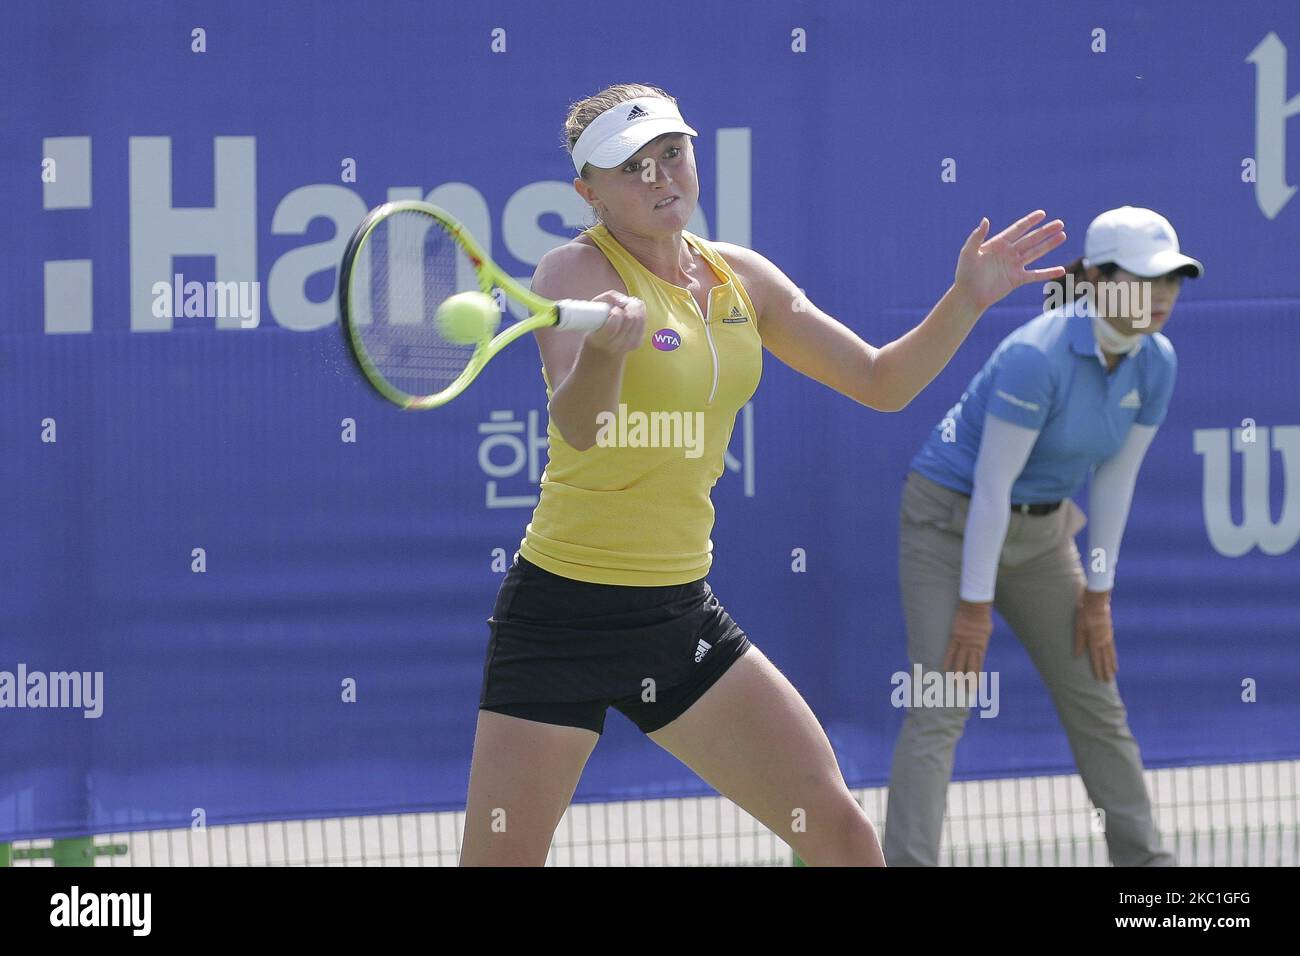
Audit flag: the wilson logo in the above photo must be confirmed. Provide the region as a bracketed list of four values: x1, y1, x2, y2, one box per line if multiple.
[652, 328, 681, 351]
[1194, 423, 1300, 556]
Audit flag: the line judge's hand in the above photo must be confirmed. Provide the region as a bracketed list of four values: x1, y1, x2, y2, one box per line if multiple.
[953, 210, 1068, 313]
[1074, 585, 1118, 682]
[583, 291, 645, 357]
[942, 599, 995, 676]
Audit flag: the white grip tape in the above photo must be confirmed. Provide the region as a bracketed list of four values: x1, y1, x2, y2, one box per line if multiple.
[554, 299, 613, 333]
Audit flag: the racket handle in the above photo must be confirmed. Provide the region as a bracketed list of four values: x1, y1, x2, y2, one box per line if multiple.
[554, 299, 612, 332]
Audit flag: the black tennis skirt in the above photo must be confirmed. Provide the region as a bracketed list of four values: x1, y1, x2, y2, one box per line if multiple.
[478, 554, 752, 735]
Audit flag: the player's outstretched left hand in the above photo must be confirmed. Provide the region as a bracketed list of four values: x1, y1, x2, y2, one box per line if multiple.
[954, 210, 1067, 312]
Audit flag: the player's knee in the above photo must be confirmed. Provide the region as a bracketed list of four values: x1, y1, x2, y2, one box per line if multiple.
[795, 800, 883, 866]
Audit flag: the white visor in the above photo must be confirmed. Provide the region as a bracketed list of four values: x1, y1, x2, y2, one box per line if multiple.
[571, 96, 697, 176]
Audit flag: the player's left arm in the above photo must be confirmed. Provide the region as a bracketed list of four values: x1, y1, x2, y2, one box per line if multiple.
[714, 242, 894, 411]
[716, 213, 1064, 413]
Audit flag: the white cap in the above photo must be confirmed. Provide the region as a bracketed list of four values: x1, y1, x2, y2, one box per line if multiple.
[1082, 206, 1203, 278]
[570, 96, 698, 176]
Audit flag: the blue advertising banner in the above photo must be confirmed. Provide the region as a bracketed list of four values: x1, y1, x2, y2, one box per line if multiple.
[1, 0, 1297, 841]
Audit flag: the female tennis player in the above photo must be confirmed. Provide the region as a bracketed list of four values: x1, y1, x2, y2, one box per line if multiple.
[460, 83, 1067, 866]
[883, 205, 1202, 866]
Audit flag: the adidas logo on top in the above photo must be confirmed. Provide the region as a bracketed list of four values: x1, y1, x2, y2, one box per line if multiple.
[695, 639, 712, 663]
[722, 306, 749, 324]
[1119, 388, 1141, 409]
[626, 104, 650, 120]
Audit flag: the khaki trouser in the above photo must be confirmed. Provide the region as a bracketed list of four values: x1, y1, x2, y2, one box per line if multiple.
[883, 469, 1176, 866]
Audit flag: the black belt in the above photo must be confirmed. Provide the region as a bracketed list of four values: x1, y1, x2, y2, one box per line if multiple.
[955, 490, 1062, 515]
[1010, 500, 1062, 515]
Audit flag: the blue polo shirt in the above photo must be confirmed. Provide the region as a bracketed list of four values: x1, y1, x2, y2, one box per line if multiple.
[908, 299, 1177, 503]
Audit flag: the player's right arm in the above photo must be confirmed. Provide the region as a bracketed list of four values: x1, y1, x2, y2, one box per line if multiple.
[530, 243, 646, 451]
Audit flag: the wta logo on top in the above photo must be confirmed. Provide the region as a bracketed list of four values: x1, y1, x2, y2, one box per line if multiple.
[38, 131, 753, 335]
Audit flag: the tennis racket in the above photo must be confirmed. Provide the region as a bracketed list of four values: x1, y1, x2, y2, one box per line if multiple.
[338, 200, 612, 409]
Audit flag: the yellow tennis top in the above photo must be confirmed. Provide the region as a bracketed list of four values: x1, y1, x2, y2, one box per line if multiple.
[517, 223, 763, 586]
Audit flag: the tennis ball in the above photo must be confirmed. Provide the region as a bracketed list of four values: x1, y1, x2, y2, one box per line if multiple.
[436, 291, 500, 345]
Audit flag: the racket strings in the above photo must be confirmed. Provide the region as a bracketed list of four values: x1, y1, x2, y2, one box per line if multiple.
[351, 210, 481, 398]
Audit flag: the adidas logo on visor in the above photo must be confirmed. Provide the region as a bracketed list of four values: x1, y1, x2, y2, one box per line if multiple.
[626, 104, 649, 120]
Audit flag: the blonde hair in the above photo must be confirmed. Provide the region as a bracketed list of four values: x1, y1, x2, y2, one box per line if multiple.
[562, 83, 681, 183]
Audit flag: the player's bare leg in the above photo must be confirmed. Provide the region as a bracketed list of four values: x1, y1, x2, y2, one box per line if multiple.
[648, 646, 884, 866]
[459, 710, 599, 866]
